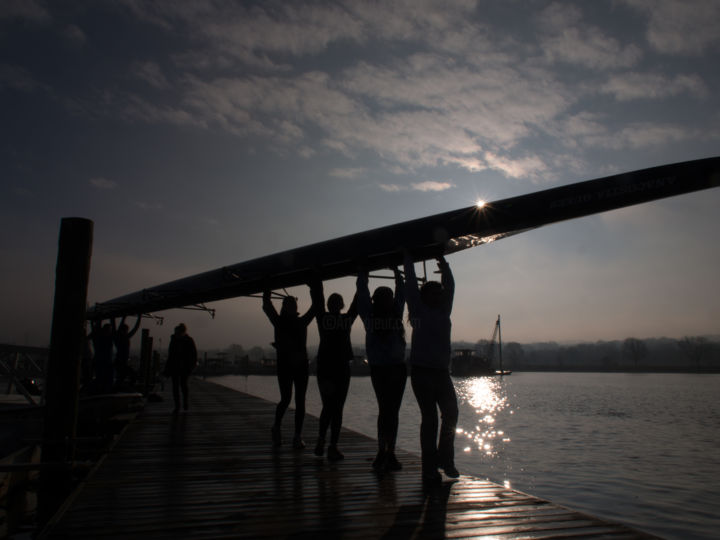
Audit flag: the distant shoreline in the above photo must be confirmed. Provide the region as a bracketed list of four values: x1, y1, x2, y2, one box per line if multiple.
[196, 366, 720, 377]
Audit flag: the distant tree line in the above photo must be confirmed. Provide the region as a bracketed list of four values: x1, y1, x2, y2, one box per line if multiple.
[460, 336, 720, 372]
[200, 336, 720, 375]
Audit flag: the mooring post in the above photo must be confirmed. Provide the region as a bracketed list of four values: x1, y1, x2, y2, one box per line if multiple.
[38, 217, 93, 526]
[141, 328, 153, 395]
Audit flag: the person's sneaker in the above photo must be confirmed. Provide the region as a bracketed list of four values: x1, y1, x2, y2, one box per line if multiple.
[314, 438, 325, 457]
[372, 450, 387, 472]
[271, 425, 282, 447]
[440, 463, 459, 478]
[293, 435, 305, 450]
[327, 445, 344, 461]
[386, 452, 402, 471]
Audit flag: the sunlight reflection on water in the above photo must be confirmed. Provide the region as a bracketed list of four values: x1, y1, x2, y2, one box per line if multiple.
[454, 376, 510, 458]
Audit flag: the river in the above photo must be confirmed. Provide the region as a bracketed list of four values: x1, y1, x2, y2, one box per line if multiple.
[209, 372, 720, 540]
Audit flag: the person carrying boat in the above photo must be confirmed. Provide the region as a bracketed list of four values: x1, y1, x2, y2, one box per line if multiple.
[311, 280, 358, 460]
[403, 250, 459, 485]
[113, 315, 142, 386]
[356, 266, 407, 473]
[163, 323, 197, 413]
[263, 288, 316, 449]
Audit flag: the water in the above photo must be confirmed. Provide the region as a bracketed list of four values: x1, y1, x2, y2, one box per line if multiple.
[209, 372, 720, 540]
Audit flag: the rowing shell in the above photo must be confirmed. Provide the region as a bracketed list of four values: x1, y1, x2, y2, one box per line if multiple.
[87, 156, 720, 320]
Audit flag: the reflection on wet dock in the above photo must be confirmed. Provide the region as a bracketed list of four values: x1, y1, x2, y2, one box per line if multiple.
[39, 379, 658, 539]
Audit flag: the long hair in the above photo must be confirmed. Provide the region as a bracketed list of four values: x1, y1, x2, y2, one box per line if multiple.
[369, 286, 405, 340]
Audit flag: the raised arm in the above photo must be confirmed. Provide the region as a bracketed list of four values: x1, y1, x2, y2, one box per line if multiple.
[392, 266, 405, 314]
[309, 279, 325, 320]
[128, 314, 142, 338]
[300, 286, 317, 326]
[262, 290, 279, 325]
[356, 269, 371, 325]
[437, 256, 455, 313]
[403, 251, 421, 318]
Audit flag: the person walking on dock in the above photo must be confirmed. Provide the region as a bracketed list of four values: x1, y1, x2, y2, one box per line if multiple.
[311, 281, 358, 461]
[263, 288, 315, 449]
[163, 323, 198, 413]
[357, 266, 407, 473]
[404, 251, 459, 485]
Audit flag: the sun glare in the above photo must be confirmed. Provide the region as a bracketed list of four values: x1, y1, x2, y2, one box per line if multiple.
[455, 377, 510, 458]
[476, 199, 486, 209]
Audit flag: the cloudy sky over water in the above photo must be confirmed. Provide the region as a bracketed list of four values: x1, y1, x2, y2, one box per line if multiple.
[2, 0, 719, 351]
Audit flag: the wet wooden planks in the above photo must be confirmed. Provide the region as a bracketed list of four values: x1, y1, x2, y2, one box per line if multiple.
[41, 379, 659, 539]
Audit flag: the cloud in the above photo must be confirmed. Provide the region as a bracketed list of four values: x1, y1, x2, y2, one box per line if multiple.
[410, 181, 455, 192]
[379, 184, 405, 192]
[121, 94, 207, 129]
[541, 28, 642, 69]
[538, 3, 642, 69]
[76, 0, 717, 184]
[0, 0, 51, 22]
[121, 0, 481, 69]
[298, 146, 316, 159]
[0, 64, 43, 92]
[554, 111, 713, 153]
[178, 74, 328, 137]
[379, 180, 455, 192]
[89, 177, 117, 190]
[133, 61, 169, 89]
[333, 55, 570, 172]
[560, 112, 607, 140]
[121, 1, 365, 70]
[483, 152, 549, 180]
[113, 0, 174, 30]
[111, 2, 573, 177]
[68, 2, 573, 181]
[329, 168, 365, 179]
[62, 24, 86, 46]
[623, 0, 720, 55]
[277, 120, 303, 142]
[586, 123, 691, 149]
[601, 72, 708, 101]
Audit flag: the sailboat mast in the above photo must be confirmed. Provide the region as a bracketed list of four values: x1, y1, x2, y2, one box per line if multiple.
[497, 315, 503, 375]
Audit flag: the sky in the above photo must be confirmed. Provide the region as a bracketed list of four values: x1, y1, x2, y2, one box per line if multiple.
[1, 0, 719, 352]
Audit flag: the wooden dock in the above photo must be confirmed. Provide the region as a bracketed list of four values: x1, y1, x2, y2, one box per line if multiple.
[39, 379, 659, 539]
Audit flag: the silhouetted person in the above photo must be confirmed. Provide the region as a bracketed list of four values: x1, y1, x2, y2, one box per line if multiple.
[90, 320, 114, 393]
[263, 288, 315, 449]
[311, 281, 358, 461]
[113, 315, 141, 386]
[163, 323, 197, 413]
[357, 266, 406, 472]
[404, 251, 458, 484]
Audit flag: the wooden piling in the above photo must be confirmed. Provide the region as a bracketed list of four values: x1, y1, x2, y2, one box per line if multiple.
[39, 217, 93, 526]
